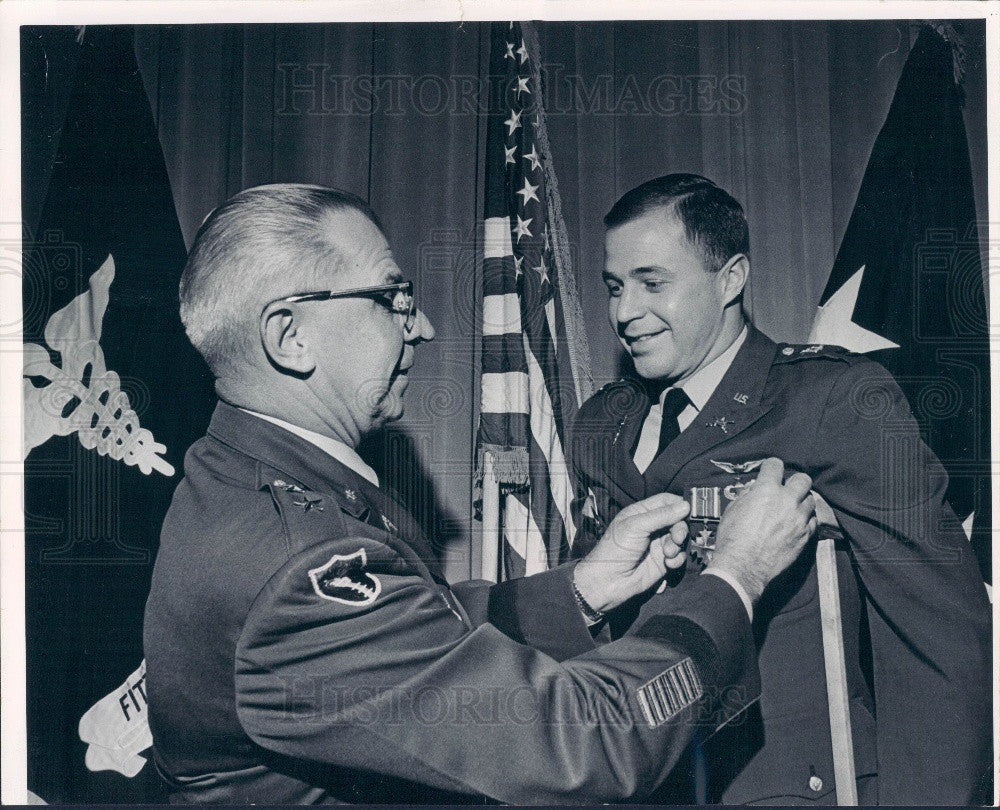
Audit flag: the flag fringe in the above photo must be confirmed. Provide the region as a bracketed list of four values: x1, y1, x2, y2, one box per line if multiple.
[475, 445, 530, 487]
[522, 21, 595, 405]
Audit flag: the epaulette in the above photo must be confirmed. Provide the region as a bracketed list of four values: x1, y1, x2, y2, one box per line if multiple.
[773, 343, 856, 364]
[266, 478, 373, 555]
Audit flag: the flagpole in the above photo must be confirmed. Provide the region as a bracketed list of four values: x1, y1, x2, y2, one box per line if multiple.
[481, 452, 501, 582]
[815, 525, 858, 806]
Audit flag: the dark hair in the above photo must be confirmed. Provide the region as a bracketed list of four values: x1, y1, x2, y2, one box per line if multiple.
[604, 174, 749, 272]
[180, 184, 383, 377]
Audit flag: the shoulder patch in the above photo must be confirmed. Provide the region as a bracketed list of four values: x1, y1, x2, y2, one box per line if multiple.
[308, 547, 381, 605]
[774, 343, 855, 364]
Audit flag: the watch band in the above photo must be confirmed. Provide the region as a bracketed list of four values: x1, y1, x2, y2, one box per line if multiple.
[572, 580, 606, 627]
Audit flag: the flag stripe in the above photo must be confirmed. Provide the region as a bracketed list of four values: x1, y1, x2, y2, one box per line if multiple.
[476, 21, 582, 578]
[482, 333, 527, 374]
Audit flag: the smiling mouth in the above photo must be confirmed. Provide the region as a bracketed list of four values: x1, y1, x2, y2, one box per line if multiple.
[624, 329, 667, 350]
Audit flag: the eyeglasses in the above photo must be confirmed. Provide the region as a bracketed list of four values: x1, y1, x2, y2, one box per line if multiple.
[269, 280, 416, 331]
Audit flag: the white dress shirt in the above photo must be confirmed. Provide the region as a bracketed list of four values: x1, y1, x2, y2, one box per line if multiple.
[239, 408, 380, 488]
[633, 326, 748, 474]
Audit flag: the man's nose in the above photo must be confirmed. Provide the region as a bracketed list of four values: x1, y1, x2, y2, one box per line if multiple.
[615, 286, 646, 325]
[405, 308, 435, 343]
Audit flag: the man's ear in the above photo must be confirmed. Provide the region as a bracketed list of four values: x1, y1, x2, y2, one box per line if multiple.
[260, 303, 315, 375]
[719, 253, 749, 306]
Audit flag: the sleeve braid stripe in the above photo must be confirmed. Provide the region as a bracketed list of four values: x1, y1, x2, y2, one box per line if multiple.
[636, 657, 703, 728]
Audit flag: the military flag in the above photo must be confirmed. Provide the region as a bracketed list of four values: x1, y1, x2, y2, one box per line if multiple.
[475, 22, 592, 579]
[19, 25, 214, 802]
[810, 24, 991, 583]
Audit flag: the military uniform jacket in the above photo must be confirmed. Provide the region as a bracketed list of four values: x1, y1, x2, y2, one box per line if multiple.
[143, 402, 761, 805]
[570, 326, 992, 805]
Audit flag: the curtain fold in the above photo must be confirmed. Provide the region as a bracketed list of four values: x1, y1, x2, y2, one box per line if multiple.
[130, 19, 988, 581]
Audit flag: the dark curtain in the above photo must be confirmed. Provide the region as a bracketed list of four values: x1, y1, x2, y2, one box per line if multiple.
[128, 21, 988, 581]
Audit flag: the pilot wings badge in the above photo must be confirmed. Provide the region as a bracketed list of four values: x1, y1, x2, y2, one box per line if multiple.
[309, 548, 382, 606]
[709, 458, 766, 475]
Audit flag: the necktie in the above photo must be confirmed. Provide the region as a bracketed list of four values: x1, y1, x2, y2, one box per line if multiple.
[657, 387, 691, 457]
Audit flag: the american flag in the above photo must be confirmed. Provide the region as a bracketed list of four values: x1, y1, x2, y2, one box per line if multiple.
[475, 22, 590, 579]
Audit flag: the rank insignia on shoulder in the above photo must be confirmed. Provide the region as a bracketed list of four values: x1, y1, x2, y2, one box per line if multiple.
[776, 343, 852, 362]
[636, 657, 703, 728]
[308, 548, 381, 606]
[273, 479, 305, 493]
[344, 489, 357, 501]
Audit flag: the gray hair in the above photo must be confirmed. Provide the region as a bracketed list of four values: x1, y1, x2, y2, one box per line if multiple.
[179, 183, 382, 377]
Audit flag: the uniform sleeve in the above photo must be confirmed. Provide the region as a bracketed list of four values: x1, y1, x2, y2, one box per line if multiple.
[448, 566, 595, 661]
[233, 534, 759, 804]
[812, 360, 992, 805]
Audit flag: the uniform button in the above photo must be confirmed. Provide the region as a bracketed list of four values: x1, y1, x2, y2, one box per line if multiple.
[782, 347, 795, 356]
[809, 775, 823, 792]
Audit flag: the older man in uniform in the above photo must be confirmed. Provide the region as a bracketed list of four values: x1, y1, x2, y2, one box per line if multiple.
[143, 184, 819, 805]
[570, 174, 992, 804]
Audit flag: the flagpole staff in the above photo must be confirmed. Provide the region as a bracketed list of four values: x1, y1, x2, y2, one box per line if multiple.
[814, 494, 857, 806]
[481, 452, 501, 582]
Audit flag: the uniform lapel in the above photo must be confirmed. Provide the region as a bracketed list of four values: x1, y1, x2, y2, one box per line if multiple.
[606, 383, 649, 502]
[643, 327, 779, 490]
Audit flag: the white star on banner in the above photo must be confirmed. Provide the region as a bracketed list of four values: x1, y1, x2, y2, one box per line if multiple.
[533, 259, 550, 285]
[513, 214, 533, 242]
[809, 265, 900, 352]
[516, 177, 540, 206]
[522, 144, 541, 171]
[513, 254, 524, 279]
[504, 144, 517, 164]
[504, 109, 522, 136]
[516, 75, 531, 96]
[504, 41, 515, 60]
[517, 39, 529, 64]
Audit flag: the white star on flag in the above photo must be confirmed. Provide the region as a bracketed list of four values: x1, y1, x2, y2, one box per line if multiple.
[504, 144, 517, 164]
[522, 145, 541, 171]
[516, 177, 539, 206]
[533, 259, 550, 285]
[504, 109, 522, 136]
[516, 75, 531, 96]
[513, 254, 524, 278]
[504, 41, 515, 60]
[513, 214, 533, 242]
[517, 39, 529, 64]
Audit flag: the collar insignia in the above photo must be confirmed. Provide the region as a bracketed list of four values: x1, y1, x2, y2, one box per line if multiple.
[708, 416, 734, 434]
[292, 495, 324, 512]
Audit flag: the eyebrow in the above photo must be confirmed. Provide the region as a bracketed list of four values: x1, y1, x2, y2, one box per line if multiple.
[603, 266, 671, 281]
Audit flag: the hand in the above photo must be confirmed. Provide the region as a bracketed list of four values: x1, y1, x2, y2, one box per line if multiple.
[573, 493, 691, 614]
[706, 458, 816, 605]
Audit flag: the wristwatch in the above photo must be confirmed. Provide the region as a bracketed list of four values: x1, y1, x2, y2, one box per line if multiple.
[571, 579, 606, 627]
